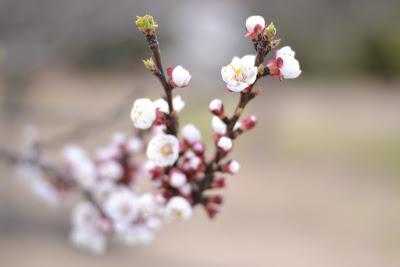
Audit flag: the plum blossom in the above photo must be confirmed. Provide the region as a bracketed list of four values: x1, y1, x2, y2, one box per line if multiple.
[70, 201, 106, 254]
[221, 55, 258, 92]
[182, 124, 201, 144]
[164, 196, 193, 222]
[92, 180, 116, 205]
[169, 66, 191, 87]
[104, 188, 140, 233]
[97, 160, 123, 181]
[245, 15, 265, 38]
[31, 178, 60, 207]
[146, 134, 179, 167]
[267, 46, 301, 80]
[130, 98, 157, 129]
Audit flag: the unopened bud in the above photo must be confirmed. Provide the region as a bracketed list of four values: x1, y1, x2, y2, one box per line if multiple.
[217, 136, 233, 152]
[135, 15, 158, 33]
[223, 160, 241, 174]
[258, 64, 265, 76]
[264, 22, 277, 39]
[270, 38, 282, 49]
[209, 99, 224, 116]
[242, 115, 257, 130]
[142, 58, 156, 71]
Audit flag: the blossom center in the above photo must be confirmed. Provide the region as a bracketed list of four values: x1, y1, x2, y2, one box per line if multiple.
[120, 203, 131, 216]
[160, 143, 173, 156]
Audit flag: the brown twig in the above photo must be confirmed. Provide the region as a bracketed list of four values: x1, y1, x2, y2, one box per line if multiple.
[144, 34, 178, 136]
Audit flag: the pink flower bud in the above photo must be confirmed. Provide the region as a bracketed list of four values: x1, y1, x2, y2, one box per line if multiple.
[209, 99, 224, 116]
[241, 115, 257, 130]
[169, 170, 187, 188]
[213, 176, 226, 188]
[169, 65, 191, 87]
[245, 15, 265, 38]
[192, 142, 205, 155]
[209, 195, 224, 205]
[205, 203, 219, 219]
[223, 160, 241, 174]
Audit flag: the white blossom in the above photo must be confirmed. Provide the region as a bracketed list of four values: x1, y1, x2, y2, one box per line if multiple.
[270, 46, 301, 79]
[130, 98, 156, 129]
[104, 189, 140, 233]
[119, 224, 155, 246]
[126, 137, 143, 153]
[221, 55, 257, 92]
[182, 124, 201, 144]
[111, 132, 126, 146]
[70, 201, 106, 254]
[217, 136, 233, 152]
[92, 180, 116, 205]
[164, 196, 193, 222]
[146, 134, 179, 167]
[245, 15, 265, 34]
[62, 145, 86, 165]
[171, 66, 191, 87]
[70, 227, 106, 255]
[31, 178, 60, 207]
[212, 116, 227, 135]
[97, 160, 123, 181]
[75, 160, 97, 190]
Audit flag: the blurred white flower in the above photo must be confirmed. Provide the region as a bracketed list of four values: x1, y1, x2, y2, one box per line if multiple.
[104, 189, 140, 233]
[130, 98, 156, 129]
[268, 46, 301, 79]
[212, 116, 227, 135]
[217, 136, 233, 152]
[75, 160, 97, 190]
[170, 65, 191, 87]
[146, 134, 179, 167]
[111, 132, 126, 146]
[126, 137, 143, 153]
[119, 224, 155, 246]
[72, 201, 100, 229]
[70, 201, 107, 254]
[245, 15, 265, 36]
[138, 193, 160, 216]
[97, 160, 123, 181]
[31, 178, 60, 207]
[182, 124, 201, 144]
[92, 180, 116, 205]
[221, 55, 257, 92]
[62, 145, 86, 165]
[164, 196, 192, 222]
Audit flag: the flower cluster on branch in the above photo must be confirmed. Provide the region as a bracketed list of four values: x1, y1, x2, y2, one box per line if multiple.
[4, 14, 301, 254]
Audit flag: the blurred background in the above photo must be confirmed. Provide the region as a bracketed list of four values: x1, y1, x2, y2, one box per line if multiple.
[1, 0, 400, 266]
